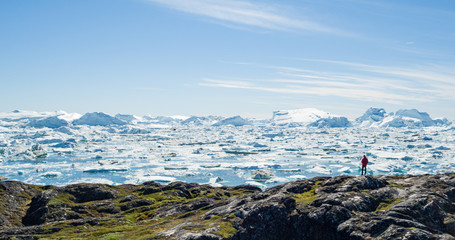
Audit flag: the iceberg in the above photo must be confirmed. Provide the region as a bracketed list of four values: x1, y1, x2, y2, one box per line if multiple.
[307, 165, 332, 175]
[378, 109, 444, 128]
[1, 107, 455, 188]
[356, 108, 386, 126]
[28, 116, 69, 129]
[144, 115, 188, 124]
[54, 126, 74, 135]
[355, 108, 451, 128]
[73, 112, 127, 126]
[115, 114, 142, 123]
[118, 126, 151, 134]
[276, 168, 301, 173]
[395, 109, 434, 126]
[308, 117, 351, 128]
[41, 171, 61, 178]
[182, 116, 221, 125]
[139, 176, 176, 183]
[83, 167, 128, 173]
[31, 144, 47, 158]
[200, 163, 221, 168]
[272, 108, 334, 125]
[164, 166, 189, 170]
[251, 169, 274, 181]
[289, 175, 307, 180]
[212, 116, 252, 127]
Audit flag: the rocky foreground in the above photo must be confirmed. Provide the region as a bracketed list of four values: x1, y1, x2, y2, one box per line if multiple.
[2, 174, 455, 239]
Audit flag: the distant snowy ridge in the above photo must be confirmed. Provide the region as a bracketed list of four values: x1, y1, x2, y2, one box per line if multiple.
[1, 107, 451, 129]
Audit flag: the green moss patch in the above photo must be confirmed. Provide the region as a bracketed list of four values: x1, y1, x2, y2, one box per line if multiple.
[213, 220, 236, 238]
[386, 183, 405, 189]
[294, 181, 323, 206]
[375, 198, 403, 212]
[30, 184, 247, 239]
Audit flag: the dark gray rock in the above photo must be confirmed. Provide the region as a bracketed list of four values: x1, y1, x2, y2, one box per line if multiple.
[5, 174, 455, 239]
[64, 184, 118, 203]
[120, 199, 153, 211]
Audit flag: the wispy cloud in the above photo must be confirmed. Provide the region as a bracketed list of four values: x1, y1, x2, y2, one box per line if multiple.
[200, 78, 427, 105]
[300, 59, 455, 88]
[145, 0, 342, 34]
[200, 59, 455, 105]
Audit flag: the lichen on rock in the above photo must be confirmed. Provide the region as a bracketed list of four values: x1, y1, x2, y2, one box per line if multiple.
[1, 173, 455, 239]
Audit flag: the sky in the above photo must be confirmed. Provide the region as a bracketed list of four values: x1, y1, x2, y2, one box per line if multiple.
[1, 0, 455, 119]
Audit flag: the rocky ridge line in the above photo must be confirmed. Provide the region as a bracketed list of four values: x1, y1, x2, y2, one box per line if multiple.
[1, 173, 455, 239]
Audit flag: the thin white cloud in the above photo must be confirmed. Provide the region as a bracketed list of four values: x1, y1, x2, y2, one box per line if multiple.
[295, 59, 455, 84]
[200, 59, 455, 105]
[280, 59, 455, 98]
[201, 79, 254, 89]
[145, 0, 342, 34]
[276, 69, 440, 94]
[200, 78, 429, 105]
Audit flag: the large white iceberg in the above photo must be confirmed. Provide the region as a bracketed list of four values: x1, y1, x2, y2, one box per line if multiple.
[73, 112, 127, 126]
[356, 108, 386, 126]
[308, 117, 351, 128]
[272, 108, 334, 125]
[357, 108, 451, 128]
[213, 116, 252, 127]
[28, 116, 69, 129]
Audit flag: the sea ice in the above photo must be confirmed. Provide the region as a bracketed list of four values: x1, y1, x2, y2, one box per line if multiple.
[0, 108, 453, 188]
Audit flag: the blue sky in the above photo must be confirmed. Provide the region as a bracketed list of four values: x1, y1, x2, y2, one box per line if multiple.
[1, 0, 455, 119]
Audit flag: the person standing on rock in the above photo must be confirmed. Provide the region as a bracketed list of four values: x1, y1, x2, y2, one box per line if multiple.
[361, 155, 368, 175]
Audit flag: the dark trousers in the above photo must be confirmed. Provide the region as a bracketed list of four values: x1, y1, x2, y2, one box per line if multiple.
[361, 165, 367, 175]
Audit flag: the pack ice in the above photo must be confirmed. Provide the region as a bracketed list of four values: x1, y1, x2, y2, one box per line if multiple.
[0, 108, 453, 189]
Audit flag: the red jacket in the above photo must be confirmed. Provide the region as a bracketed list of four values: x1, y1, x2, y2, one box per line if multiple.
[361, 156, 368, 165]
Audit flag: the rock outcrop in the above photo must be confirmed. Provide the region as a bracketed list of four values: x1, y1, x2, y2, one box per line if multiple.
[2, 174, 455, 239]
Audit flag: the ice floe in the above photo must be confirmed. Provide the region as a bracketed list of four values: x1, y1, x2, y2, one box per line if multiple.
[0, 108, 453, 188]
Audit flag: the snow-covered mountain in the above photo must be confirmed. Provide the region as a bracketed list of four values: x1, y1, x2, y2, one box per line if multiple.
[73, 112, 127, 126]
